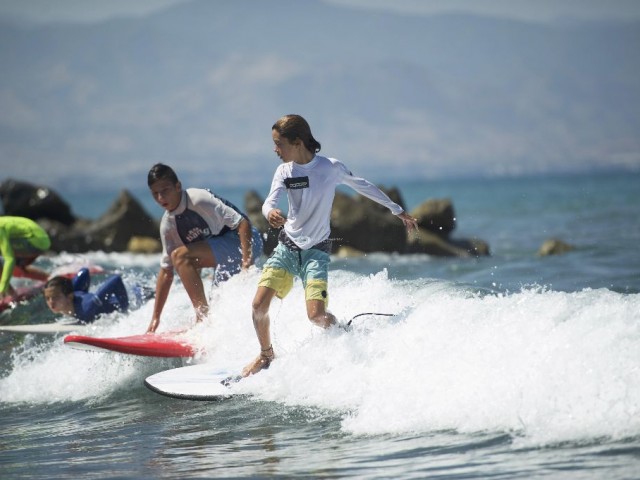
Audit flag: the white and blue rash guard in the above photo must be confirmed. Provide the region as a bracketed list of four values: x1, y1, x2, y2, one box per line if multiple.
[159, 188, 244, 270]
[263, 155, 404, 250]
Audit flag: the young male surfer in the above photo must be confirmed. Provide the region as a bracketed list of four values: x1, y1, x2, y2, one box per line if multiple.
[242, 114, 418, 377]
[146, 163, 263, 333]
[0, 216, 51, 301]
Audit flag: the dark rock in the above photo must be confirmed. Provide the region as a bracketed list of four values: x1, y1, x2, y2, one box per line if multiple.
[449, 237, 491, 257]
[406, 230, 490, 258]
[246, 187, 490, 258]
[538, 238, 575, 256]
[410, 198, 456, 237]
[6, 178, 490, 257]
[331, 191, 407, 253]
[406, 228, 470, 257]
[128, 236, 162, 254]
[46, 189, 159, 253]
[0, 179, 76, 226]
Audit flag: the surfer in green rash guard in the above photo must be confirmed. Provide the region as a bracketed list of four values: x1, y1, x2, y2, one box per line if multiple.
[242, 114, 418, 377]
[0, 216, 51, 301]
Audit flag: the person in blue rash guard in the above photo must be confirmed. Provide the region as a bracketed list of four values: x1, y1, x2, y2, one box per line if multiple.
[43, 268, 130, 323]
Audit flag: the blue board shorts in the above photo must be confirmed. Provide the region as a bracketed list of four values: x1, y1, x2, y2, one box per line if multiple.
[258, 242, 330, 306]
[208, 226, 263, 283]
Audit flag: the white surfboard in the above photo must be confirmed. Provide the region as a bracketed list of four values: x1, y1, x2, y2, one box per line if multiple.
[144, 363, 245, 400]
[0, 322, 89, 334]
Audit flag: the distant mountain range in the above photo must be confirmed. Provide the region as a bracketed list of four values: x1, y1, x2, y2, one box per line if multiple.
[1, 0, 639, 192]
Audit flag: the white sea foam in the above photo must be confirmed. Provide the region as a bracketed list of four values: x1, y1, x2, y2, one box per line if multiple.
[231, 273, 640, 446]
[2, 255, 639, 447]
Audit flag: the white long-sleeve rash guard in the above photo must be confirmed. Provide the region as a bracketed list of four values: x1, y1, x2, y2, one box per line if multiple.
[262, 155, 404, 250]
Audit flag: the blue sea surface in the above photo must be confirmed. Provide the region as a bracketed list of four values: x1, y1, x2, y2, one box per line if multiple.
[1, 171, 639, 479]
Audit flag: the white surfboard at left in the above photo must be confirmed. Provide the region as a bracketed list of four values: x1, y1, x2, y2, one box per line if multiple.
[144, 363, 245, 400]
[0, 322, 88, 334]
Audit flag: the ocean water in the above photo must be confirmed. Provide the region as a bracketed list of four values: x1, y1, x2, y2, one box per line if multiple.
[1, 171, 639, 479]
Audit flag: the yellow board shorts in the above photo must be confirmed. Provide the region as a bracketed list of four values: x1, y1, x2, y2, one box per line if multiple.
[258, 243, 330, 306]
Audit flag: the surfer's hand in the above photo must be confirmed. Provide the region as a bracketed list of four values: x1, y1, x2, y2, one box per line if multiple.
[268, 209, 287, 228]
[241, 256, 253, 270]
[397, 211, 418, 233]
[242, 346, 274, 377]
[0, 285, 16, 300]
[146, 318, 159, 334]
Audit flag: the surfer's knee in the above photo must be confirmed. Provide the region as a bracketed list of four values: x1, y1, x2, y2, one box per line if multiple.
[170, 246, 190, 268]
[251, 295, 270, 319]
[306, 300, 336, 328]
[252, 286, 276, 318]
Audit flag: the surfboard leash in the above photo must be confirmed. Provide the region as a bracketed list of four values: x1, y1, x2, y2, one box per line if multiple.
[346, 312, 396, 327]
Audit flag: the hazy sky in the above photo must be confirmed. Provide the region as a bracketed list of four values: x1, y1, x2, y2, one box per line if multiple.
[1, 0, 638, 194]
[1, 0, 639, 24]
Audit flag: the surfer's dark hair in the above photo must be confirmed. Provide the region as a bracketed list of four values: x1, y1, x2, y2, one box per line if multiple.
[148, 163, 179, 187]
[44, 276, 73, 295]
[273, 114, 321, 154]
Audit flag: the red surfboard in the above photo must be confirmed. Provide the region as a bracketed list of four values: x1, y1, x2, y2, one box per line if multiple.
[0, 282, 46, 313]
[50, 263, 105, 278]
[63, 332, 197, 358]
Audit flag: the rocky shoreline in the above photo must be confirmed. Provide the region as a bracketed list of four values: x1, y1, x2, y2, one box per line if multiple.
[0, 178, 490, 258]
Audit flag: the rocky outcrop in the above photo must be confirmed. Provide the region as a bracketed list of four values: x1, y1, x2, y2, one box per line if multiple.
[127, 236, 162, 254]
[330, 189, 408, 253]
[538, 238, 575, 256]
[405, 229, 490, 257]
[1, 180, 490, 258]
[407, 198, 490, 257]
[412, 198, 456, 235]
[0, 179, 75, 226]
[1, 180, 159, 253]
[246, 187, 490, 258]
[59, 190, 159, 253]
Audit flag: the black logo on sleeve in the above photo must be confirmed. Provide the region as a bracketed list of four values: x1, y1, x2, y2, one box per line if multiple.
[284, 176, 309, 189]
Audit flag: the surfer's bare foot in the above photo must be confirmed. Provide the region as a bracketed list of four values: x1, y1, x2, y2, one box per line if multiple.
[241, 346, 274, 377]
